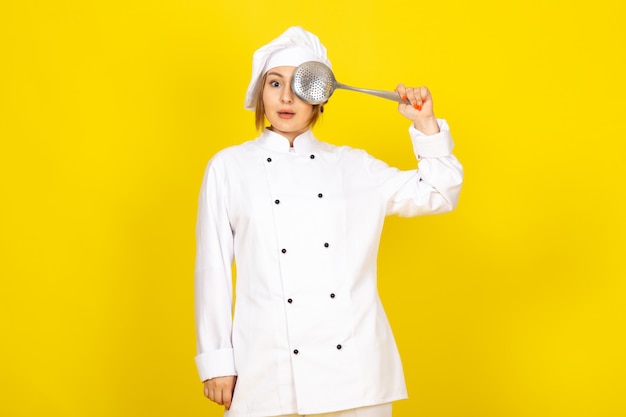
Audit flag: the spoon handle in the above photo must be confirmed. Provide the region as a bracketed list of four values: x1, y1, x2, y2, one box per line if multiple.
[335, 82, 406, 103]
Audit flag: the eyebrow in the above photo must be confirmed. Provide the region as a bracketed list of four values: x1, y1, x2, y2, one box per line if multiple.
[266, 71, 286, 78]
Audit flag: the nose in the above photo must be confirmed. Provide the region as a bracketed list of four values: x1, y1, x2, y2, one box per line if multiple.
[281, 84, 294, 103]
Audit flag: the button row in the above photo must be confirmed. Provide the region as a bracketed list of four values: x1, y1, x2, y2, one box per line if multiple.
[293, 344, 342, 355]
[273, 193, 324, 204]
[266, 154, 317, 163]
[286, 293, 336, 304]
[280, 242, 330, 254]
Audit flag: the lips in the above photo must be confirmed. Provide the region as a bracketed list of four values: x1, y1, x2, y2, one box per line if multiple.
[278, 110, 295, 119]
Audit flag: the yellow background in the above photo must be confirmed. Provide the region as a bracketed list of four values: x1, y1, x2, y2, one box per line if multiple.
[1, 0, 625, 416]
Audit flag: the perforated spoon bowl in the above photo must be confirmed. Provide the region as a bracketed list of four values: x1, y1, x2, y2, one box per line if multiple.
[292, 61, 405, 104]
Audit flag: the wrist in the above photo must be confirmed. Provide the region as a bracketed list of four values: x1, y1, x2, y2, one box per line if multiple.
[413, 117, 439, 135]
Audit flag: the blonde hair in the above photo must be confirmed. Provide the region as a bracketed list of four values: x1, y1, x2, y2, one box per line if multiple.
[254, 73, 325, 131]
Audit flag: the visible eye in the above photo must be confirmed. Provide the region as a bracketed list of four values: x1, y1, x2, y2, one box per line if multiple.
[269, 80, 281, 88]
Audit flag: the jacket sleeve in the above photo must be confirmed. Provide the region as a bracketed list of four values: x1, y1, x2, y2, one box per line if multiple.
[375, 118, 464, 217]
[194, 156, 237, 382]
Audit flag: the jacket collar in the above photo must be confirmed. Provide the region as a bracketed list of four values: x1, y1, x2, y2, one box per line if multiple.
[257, 128, 319, 154]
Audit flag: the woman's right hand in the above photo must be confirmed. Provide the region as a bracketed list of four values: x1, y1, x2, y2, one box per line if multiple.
[204, 375, 237, 410]
[395, 84, 439, 135]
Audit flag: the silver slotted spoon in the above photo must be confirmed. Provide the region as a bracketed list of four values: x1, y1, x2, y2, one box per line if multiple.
[292, 61, 406, 104]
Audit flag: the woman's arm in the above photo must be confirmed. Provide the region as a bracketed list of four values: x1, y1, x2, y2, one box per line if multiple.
[364, 85, 463, 216]
[194, 156, 238, 396]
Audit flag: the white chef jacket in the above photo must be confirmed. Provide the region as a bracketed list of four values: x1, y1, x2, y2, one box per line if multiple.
[195, 120, 463, 417]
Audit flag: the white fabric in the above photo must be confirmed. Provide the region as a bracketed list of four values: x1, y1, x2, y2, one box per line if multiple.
[194, 120, 464, 417]
[244, 26, 332, 111]
[279, 402, 392, 417]
[264, 46, 321, 75]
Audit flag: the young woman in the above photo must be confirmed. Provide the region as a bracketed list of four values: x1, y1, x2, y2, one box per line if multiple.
[194, 27, 463, 417]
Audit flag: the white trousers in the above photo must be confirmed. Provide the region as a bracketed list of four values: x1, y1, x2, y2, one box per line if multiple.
[278, 403, 392, 417]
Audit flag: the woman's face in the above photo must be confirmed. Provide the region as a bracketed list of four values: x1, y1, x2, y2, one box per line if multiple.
[262, 66, 314, 142]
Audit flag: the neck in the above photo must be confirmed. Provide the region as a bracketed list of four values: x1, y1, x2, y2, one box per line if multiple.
[268, 126, 308, 146]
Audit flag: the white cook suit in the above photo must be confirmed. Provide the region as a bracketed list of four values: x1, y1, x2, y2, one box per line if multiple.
[195, 120, 463, 417]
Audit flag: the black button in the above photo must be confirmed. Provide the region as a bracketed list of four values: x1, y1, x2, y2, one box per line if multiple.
[267, 157, 272, 162]
[281, 249, 287, 254]
[275, 199, 280, 204]
[318, 193, 323, 198]
[336, 344, 342, 350]
[324, 242, 330, 248]
[287, 298, 293, 303]
[310, 154, 315, 159]
[293, 349, 299, 355]
[330, 293, 335, 298]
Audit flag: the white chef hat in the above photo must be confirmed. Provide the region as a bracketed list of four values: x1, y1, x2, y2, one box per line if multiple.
[244, 26, 332, 111]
